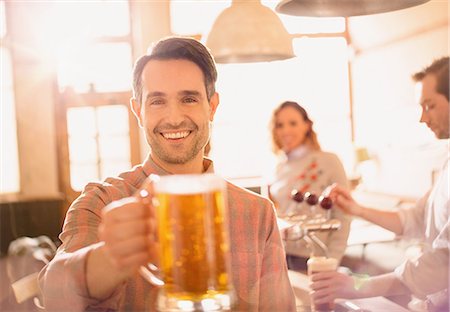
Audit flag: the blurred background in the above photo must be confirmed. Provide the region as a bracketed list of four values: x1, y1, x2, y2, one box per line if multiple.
[0, 0, 448, 309]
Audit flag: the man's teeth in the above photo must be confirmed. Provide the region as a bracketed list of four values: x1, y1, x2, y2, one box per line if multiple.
[162, 131, 190, 139]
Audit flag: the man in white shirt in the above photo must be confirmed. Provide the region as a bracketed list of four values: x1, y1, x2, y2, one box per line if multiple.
[310, 57, 449, 312]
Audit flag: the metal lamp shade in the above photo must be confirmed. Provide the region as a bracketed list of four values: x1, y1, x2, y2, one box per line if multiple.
[275, 0, 431, 17]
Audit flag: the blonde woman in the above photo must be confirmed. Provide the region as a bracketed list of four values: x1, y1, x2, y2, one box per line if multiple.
[269, 101, 351, 270]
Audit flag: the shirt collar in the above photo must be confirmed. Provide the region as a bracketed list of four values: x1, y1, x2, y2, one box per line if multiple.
[142, 154, 215, 177]
[286, 145, 310, 161]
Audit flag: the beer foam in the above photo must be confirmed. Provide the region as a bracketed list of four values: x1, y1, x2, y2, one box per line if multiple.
[154, 174, 225, 194]
[307, 257, 338, 272]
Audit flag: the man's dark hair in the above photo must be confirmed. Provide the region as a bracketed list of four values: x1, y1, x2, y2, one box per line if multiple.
[412, 56, 449, 101]
[132, 36, 217, 105]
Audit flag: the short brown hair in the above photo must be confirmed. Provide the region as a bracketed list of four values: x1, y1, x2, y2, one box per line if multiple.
[132, 36, 217, 105]
[412, 56, 449, 101]
[270, 101, 321, 154]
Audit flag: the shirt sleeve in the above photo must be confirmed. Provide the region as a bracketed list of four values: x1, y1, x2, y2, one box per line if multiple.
[259, 202, 297, 311]
[398, 192, 429, 239]
[395, 209, 450, 299]
[38, 183, 126, 311]
[38, 243, 126, 311]
[394, 246, 449, 299]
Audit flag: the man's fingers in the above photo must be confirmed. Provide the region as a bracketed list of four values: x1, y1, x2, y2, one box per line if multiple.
[310, 271, 337, 281]
[103, 197, 149, 221]
[310, 281, 341, 294]
[105, 219, 150, 241]
[135, 175, 157, 207]
[148, 218, 158, 242]
[148, 242, 160, 266]
[310, 282, 339, 300]
[107, 235, 149, 257]
[310, 280, 332, 291]
[310, 291, 335, 304]
[329, 184, 352, 201]
[98, 176, 161, 273]
[336, 194, 352, 205]
[115, 251, 150, 270]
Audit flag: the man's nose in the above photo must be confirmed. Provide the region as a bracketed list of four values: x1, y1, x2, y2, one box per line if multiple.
[165, 103, 185, 125]
[419, 110, 428, 124]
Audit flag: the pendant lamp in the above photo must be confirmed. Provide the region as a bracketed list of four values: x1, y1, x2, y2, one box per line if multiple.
[205, 0, 294, 63]
[275, 0, 431, 17]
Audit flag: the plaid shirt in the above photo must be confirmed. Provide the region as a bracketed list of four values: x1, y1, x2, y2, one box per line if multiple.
[39, 156, 296, 311]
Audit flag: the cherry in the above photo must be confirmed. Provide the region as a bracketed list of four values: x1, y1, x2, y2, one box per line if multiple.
[305, 192, 318, 205]
[290, 189, 304, 203]
[319, 196, 333, 210]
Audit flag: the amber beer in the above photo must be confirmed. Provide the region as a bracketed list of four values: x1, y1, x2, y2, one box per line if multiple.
[153, 174, 235, 311]
[307, 257, 338, 312]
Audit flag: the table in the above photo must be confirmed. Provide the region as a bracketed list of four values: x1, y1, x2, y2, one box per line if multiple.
[335, 297, 411, 311]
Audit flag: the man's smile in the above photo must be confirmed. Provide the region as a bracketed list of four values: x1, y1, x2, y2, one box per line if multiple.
[160, 130, 191, 140]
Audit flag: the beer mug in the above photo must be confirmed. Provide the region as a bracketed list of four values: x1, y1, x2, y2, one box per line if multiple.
[307, 256, 338, 312]
[139, 174, 235, 311]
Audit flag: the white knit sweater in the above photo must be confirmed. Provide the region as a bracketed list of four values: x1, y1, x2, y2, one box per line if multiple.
[269, 146, 351, 262]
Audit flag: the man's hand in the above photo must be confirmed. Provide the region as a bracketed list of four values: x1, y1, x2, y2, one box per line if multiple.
[86, 181, 159, 299]
[309, 271, 357, 305]
[327, 183, 363, 217]
[99, 195, 158, 276]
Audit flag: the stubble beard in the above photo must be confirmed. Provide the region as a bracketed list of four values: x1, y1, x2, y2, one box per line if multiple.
[436, 129, 450, 140]
[430, 122, 450, 140]
[147, 121, 210, 165]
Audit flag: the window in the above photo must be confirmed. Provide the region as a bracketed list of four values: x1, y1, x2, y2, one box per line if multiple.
[0, 1, 20, 194]
[67, 105, 131, 191]
[49, 1, 139, 197]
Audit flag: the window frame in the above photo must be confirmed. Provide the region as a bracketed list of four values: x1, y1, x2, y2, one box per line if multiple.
[52, 6, 141, 208]
[56, 89, 141, 204]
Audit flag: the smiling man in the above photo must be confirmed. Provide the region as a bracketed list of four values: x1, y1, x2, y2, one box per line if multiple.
[134, 58, 216, 170]
[39, 37, 296, 311]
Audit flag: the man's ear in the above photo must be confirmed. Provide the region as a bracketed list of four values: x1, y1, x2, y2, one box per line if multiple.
[209, 92, 220, 121]
[130, 98, 143, 128]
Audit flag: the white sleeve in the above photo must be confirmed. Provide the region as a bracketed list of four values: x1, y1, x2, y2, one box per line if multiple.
[394, 246, 449, 299]
[397, 191, 429, 239]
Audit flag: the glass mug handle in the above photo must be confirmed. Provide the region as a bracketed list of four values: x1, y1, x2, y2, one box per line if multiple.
[137, 174, 164, 287]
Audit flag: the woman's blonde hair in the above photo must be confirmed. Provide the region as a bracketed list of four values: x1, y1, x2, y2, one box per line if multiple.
[269, 101, 321, 154]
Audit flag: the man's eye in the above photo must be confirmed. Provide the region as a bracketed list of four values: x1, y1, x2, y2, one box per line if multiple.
[183, 97, 197, 104]
[150, 99, 164, 106]
[425, 104, 435, 112]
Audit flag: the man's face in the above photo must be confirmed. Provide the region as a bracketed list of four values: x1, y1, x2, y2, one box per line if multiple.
[133, 59, 218, 166]
[418, 74, 449, 139]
